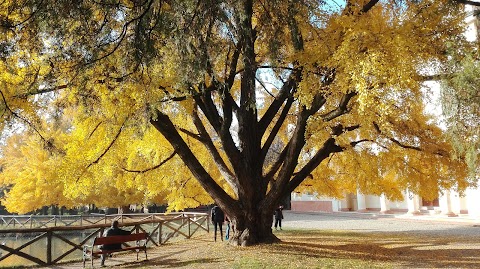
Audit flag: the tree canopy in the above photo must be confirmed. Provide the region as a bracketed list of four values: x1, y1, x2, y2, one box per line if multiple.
[441, 50, 480, 177]
[0, 0, 476, 245]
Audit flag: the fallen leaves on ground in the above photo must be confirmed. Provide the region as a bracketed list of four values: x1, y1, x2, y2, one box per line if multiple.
[112, 229, 480, 269]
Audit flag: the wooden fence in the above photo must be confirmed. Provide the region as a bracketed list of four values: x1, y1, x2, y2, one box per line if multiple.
[0, 212, 209, 266]
[0, 212, 207, 229]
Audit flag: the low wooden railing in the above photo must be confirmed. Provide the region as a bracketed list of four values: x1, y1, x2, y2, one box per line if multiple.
[0, 212, 207, 229]
[0, 212, 209, 266]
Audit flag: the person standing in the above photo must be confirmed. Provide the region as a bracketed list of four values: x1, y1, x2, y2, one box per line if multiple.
[211, 205, 225, 241]
[225, 215, 231, 240]
[274, 205, 284, 231]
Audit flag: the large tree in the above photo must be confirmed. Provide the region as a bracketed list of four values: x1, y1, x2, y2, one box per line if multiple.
[0, 0, 475, 245]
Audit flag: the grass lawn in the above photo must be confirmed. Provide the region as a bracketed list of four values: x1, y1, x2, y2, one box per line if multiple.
[112, 229, 480, 269]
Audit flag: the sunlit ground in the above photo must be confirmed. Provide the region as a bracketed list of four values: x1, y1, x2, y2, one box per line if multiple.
[104, 229, 480, 269]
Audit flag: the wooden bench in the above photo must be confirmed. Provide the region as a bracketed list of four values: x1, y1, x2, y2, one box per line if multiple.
[83, 232, 148, 267]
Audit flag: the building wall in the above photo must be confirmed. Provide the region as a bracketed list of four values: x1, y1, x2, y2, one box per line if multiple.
[291, 188, 480, 217]
[291, 200, 334, 212]
[466, 187, 480, 217]
[386, 196, 409, 212]
[291, 193, 341, 212]
[365, 195, 381, 210]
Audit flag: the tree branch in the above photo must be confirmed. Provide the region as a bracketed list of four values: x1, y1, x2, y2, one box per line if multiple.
[372, 122, 422, 151]
[150, 109, 236, 209]
[287, 137, 343, 193]
[321, 91, 357, 121]
[178, 127, 204, 142]
[194, 89, 223, 132]
[361, 0, 380, 13]
[260, 97, 294, 163]
[264, 141, 290, 180]
[0, 89, 48, 144]
[0, 0, 44, 29]
[81, 0, 155, 67]
[258, 71, 299, 133]
[123, 151, 177, 173]
[453, 0, 480, 6]
[86, 120, 126, 170]
[226, 42, 242, 89]
[193, 88, 241, 175]
[350, 139, 373, 147]
[13, 84, 68, 99]
[191, 108, 239, 196]
[87, 122, 103, 140]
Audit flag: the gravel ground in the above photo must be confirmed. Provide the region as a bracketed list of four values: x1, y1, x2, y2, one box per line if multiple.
[282, 211, 480, 238]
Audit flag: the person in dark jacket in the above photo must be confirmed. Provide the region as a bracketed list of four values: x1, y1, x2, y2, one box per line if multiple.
[274, 205, 284, 230]
[100, 220, 131, 266]
[211, 205, 225, 241]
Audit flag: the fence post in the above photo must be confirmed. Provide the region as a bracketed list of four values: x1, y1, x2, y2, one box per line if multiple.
[188, 217, 191, 239]
[46, 231, 52, 264]
[157, 223, 162, 245]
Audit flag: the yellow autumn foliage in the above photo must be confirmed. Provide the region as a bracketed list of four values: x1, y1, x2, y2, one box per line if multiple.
[0, 0, 474, 215]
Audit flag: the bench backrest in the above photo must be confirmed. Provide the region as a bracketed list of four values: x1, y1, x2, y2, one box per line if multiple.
[93, 232, 148, 246]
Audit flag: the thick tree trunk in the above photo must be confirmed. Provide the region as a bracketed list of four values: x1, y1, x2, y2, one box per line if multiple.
[227, 207, 278, 246]
[118, 205, 131, 214]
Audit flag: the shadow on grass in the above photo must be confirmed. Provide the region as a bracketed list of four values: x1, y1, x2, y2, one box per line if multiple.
[88, 230, 480, 269]
[274, 230, 480, 268]
[120, 257, 222, 268]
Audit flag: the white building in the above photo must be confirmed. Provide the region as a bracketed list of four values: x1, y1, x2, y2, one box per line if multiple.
[292, 5, 479, 217]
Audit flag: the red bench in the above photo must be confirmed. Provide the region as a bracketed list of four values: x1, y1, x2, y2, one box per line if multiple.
[83, 232, 148, 267]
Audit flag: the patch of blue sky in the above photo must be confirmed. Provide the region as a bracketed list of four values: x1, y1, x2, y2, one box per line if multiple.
[322, 0, 346, 13]
[308, 0, 345, 28]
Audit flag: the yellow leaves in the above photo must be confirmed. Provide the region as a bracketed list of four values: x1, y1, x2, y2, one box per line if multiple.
[0, 95, 219, 213]
[293, 0, 463, 125]
[0, 0, 472, 216]
[0, 133, 70, 214]
[301, 100, 468, 202]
